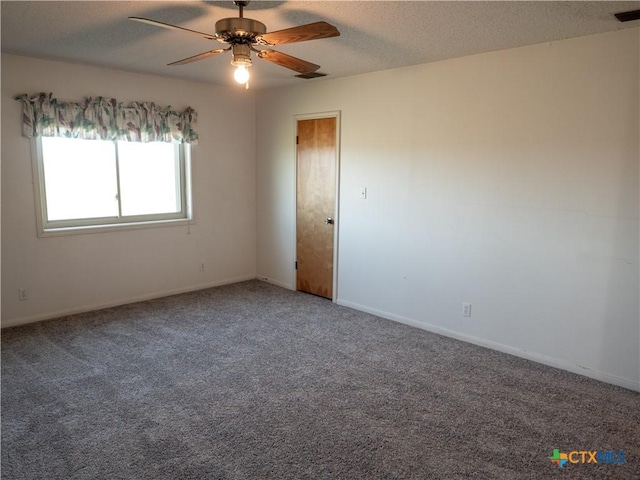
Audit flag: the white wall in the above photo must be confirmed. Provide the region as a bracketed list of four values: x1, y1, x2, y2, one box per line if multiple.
[1, 54, 257, 326]
[256, 29, 640, 391]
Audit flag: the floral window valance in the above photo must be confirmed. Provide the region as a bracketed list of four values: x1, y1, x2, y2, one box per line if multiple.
[15, 92, 198, 144]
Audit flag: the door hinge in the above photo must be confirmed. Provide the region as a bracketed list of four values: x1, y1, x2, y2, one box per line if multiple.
[295, 261, 298, 270]
[296, 136, 299, 145]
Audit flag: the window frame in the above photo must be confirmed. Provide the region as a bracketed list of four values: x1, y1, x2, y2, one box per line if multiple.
[31, 137, 193, 237]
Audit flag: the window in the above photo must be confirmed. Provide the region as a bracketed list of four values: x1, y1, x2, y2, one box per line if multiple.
[33, 137, 191, 235]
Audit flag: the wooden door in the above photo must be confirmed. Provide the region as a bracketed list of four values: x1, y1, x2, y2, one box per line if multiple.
[296, 117, 337, 299]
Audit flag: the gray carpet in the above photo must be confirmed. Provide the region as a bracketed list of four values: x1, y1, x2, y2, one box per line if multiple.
[2, 280, 638, 479]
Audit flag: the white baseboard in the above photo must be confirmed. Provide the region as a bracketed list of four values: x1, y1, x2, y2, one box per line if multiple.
[256, 276, 294, 290]
[337, 298, 640, 393]
[1, 275, 257, 329]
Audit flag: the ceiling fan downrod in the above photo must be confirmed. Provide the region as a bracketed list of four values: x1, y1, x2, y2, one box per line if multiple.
[234, 1, 249, 19]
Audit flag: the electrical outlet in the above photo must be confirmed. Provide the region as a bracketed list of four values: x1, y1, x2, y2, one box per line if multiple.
[199, 262, 206, 272]
[462, 303, 472, 317]
[18, 288, 29, 301]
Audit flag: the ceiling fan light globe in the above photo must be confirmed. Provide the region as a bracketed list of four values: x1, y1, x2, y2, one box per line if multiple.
[234, 65, 250, 84]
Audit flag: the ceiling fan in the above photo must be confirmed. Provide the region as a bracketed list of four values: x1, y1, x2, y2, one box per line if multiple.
[130, 0, 340, 86]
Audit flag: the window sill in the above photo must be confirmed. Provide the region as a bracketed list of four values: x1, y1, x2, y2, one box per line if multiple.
[38, 217, 194, 238]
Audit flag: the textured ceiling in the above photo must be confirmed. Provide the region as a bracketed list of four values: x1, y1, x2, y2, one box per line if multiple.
[2, 1, 639, 90]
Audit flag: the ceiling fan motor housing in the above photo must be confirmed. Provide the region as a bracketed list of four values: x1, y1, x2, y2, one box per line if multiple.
[215, 18, 266, 44]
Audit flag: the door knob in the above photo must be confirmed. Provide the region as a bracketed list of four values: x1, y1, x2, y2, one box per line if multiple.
[325, 218, 334, 225]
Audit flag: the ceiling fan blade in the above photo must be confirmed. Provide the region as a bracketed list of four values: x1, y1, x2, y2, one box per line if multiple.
[129, 17, 217, 41]
[256, 21, 339, 46]
[257, 49, 320, 74]
[168, 49, 227, 66]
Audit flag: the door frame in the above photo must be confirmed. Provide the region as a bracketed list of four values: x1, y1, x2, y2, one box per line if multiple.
[293, 111, 341, 301]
